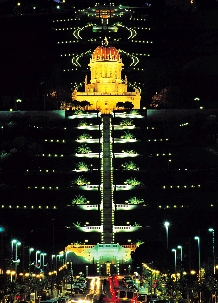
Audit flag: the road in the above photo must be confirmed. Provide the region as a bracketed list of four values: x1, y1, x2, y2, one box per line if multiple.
[77, 276, 138, 303]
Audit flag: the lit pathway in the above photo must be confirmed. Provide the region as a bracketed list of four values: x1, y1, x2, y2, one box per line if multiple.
[101, 115, 114, 243]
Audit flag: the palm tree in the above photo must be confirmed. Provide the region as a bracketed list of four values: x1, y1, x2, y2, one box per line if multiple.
[121, 131, 135, 140]
[71, 175, 90, 186]
[73, 222, 81, 227]
[74, 108, 84, 115]
[122, 149, 137, 154]
[72, 194, 89, 205]
[126, 196, 144, 204]
[78, 120, 89, 127]
[77, 133, 92, 140]
[120, 119, 134, 126]
[122, 161, 138, 170]
[124, 177, 142, 186]
[75, 161, 89, 171]
[130, 109, 139, 115]
[76, 144, 91, 154]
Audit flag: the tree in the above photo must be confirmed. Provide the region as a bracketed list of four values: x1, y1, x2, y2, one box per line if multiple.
[77, 133, 92, 140]
[121, 131, 135, 140]
[72, 195, 89, 205]
[75, 144, 91, 154]
[122, 161, 138, 170]
[71, 175, 90, 186]
[150, 88, 167, 108]
[150, 86, 182, 109]
[126, 196, 145, 205]
[46, 85, 71, 109]
[124, 177, 143, 186]
[71, 100, 80, 109]
[116, 102, 124, 109]
[80, 100, 91, 110]
[75, 161, 89, 171]
[120, 119, 134, 126]
[124, 101, 134, 109]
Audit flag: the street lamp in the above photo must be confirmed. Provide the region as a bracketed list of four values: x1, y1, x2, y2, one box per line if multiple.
[57, 252, 64, 268]
[29, 248, 34, 274]
[40, 253, 47, 271]
[194, 236, 201, 303]
[172, 249, 177, 272]
[194, 236, 201, 281]
[35, 250, 41, 269]
[0, 226, 5, 271]
[65, 251, 70, 264]
[16, 98, 22, 110]
[208, 228, 215, 276]
[177, 245, 183, 271]
[52, 254, 56, 271]
[6, 270, 16, 282]
[15, 241, 21, 274]
[177, 245, 183, 262]
[11, 239, 18, 262]
[164, 221, 170, 249]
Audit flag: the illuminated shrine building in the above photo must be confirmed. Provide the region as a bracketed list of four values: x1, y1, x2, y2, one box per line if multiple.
[64, 41, 142, 275]
[72, 39, 141, 113]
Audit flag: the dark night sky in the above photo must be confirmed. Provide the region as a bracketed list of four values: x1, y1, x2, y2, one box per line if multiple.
[0, 1, 217, 98]
[0, 1, 218, 108]
[0, 13, 56, 97]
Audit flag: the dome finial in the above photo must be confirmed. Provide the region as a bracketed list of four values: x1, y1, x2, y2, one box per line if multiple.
[102, 36, 108, 47]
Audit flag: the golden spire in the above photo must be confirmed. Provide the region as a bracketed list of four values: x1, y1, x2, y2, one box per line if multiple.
[103, 36, 108, 46]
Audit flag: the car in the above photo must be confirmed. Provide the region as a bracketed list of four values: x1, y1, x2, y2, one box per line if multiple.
[136, 294, 159, 303]
[136, 294, 148, 303]
[146, 295, 159, 303]
[40, 300, 59, 303]
[117, 289, 138, 302]
[58, 296, 70, 303]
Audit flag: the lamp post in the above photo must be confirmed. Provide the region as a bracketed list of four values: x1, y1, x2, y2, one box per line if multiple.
[172, 249, 177, 272]
[40, 253, 47, 272]
[15, 241, 21, 275]
[29, 248, 34, 274]
[177, 245, 183, 271]
[65, 251, 70, 264]
[51, 255, 57, 296]
[0, 226, 5, 271]
[208, 228, 216, 303]
[177, 245, 183, 262]
[57, 252, 64, 268]
[194, 236, 201, 280]
[208, 228, 215, 276]
[35, 250, 41, 270]
[11, 239, 18, 264]
[164, 221, 170, 249]
[52, 254, 56, 271]
[194, 236, 201, 303]
[16, 98, 22, 110]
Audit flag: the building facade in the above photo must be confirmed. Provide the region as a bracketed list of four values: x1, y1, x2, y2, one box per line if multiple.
[72, 39, 141, 113]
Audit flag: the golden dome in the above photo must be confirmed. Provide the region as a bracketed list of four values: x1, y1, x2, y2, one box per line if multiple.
[92, 45, 120, 60]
